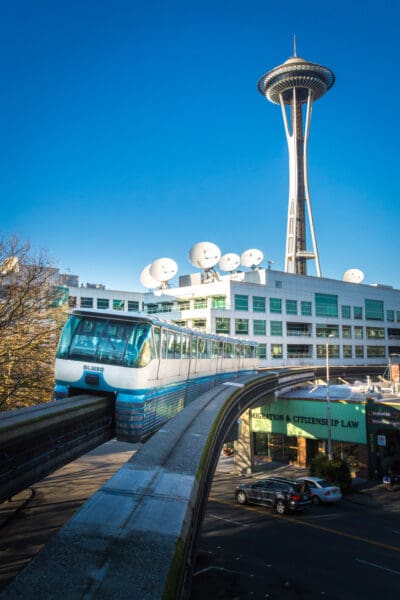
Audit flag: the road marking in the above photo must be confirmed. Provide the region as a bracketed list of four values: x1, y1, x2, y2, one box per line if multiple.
[208, 497, 400, 553]
[208, 513, 250, 527]
[355, 558, 400, 576]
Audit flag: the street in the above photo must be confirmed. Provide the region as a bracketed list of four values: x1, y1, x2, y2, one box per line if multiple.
[191, 470, 400, 599]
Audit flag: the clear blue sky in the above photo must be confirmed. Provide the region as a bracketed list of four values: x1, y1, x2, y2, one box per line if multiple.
[1, 0, 399, 291]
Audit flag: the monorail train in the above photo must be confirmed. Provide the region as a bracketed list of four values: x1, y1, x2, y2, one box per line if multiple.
[54, 309, 258, 442]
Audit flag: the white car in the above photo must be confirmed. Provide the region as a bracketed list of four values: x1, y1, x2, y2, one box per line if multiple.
[302, 476, 342, 504]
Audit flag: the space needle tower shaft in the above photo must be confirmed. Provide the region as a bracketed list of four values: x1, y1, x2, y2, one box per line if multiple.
[258, 43, 335, 276]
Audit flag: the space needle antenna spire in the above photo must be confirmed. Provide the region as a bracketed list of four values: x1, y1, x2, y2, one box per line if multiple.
[257, 46, 335, 277]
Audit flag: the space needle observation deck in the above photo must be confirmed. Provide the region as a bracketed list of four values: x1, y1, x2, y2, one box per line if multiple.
[258, 46, 335, 277]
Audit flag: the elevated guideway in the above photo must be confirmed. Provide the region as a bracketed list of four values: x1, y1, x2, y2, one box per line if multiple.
[2, 365, 384, 599]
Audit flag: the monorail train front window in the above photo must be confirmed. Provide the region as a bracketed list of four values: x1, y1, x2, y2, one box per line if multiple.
[56, 316, 154, 367]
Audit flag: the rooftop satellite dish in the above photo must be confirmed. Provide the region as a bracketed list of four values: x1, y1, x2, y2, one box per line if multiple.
[343, 268, 365, 284]
[0, 256, 19, 275]
[140, 264, 160, 289]
[240, 248, 264, 269]
[150, 258, 178, 283]
[189, 242, 221, 269]
[219, 253, 240, 273]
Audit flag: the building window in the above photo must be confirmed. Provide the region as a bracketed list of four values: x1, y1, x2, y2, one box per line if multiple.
[253, 296, 266, 312]
[113, 299, 124, 311]
[253, 320, 266, 335]
[366, 327, 385, 339]
[193, 319, 206, 330]
[177, 300, 191, 311]
[97, 298, 109, 310]
[367, 346, 386, 358]
[397, 311, 400, 323]
[342, 325, 352, 339]
[270, 321, 282, 336]
[286, 322, 312, 336]
[211, 296, 226, 309]
[287, 345, 312, 358]
[355, 345, 364, 358]
[286, 299, 297, 315]
[316, 324, 339, 338]
[194, 298, 207, 309]
[215, 317, 230, 334]
[387, 310, 395, 322]
[80, 297, 93, 308]
[69, 296, 77, 308]
[235, 319, 249, 335]
[258, 344, 267, 359]
[354, 326, 364, 339]
[271, 344, 283, 359]
[343, 345, 352, 358]
[341, 305, 351, 319]
[275, 281, 282, 289]
[388, 328, 400, 340]
[270, 298, 282, 314]
[128, 300, 139, 311]
[146, 304, 158, 314]
[316, 344, 340, 358]
[353, 306, 363, 320]
[301, 301, 312, 316]
[234, 294, 248, 311]
[315, 293, 338, 318]
[365, 299, 384, 321]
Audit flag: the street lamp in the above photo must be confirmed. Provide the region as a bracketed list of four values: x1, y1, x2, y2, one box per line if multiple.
[326, 334, 334, 460]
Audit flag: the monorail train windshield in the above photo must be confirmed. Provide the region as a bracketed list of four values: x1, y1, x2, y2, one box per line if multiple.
[56, 314, 152, 368]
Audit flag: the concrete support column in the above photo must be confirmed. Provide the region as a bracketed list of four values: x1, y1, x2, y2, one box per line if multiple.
[296, 437, 307, 467]
[234, 409, 254, 475]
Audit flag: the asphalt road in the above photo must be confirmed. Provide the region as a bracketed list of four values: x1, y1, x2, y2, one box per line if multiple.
[190, 471, 400, 600]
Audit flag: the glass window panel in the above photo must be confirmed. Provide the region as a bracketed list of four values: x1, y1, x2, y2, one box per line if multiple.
[354, 326, 363, 339]
[271, 344, 283, 359]
[301, 301, 312, 316]
[270, 321, 282, 336]
[234, 294, 248, 311]
[235, 318, 249, 335]
[253, 296, 266, 312]
[97, 298, 109, 310]
[341, 305, 351, 319]
[366, 327, 385, 339]
[367, 346, 386, 358]
[343, 345, 352, 358]
[194, 298, 207, 309]
[215, 317, 230, 334]
[211, 296, 226, 309]
[253, 319, 266, 335]
[365, 299, 384, 321]
[128, 300, 139, 311]
[286, 300, 297, 315]
[387, 310, 395, 322]
[258, 344, 267, 359]
[353, 306, 363, 320]
[316, 324, 339, 337]
[355, 345, 364, 358]
[113, 299, 125, 311]
[270, 298, 282, 314]
[315, 293, 338, 318]
[342, 325, 352, 339]
[80, 297, 93, 308]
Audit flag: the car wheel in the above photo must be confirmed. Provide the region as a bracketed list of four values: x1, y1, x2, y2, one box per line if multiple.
[275, 499, 287, 514]
[312, 495, 321, 505]
[237, 491, 247, 505]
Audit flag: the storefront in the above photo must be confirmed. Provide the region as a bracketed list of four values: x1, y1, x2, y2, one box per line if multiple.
[251, 397, 368, 474]
[366, 399, 400, 479]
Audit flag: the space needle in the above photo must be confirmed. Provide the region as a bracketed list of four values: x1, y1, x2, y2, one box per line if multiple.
[258, 41, 335, 277]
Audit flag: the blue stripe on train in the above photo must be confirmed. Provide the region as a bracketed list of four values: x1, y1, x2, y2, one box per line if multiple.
[115, 370, 254, 442]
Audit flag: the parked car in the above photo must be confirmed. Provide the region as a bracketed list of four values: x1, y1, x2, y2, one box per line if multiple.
[235, 477, 312, 514]
[302, 476, 342, 504]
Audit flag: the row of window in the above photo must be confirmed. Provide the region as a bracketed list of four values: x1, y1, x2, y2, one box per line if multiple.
[215, 317, 400, 339]
[257, 344, 390, 360]
[69, 296, 141, 312]
[234, 294, 400, 322]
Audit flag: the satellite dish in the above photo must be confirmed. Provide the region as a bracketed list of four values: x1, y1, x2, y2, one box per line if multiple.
[343, 268, 365, 284]
[240, 249, 264, 269]
[219, 253, 240, 273]
[150, 258, 178, 283]
[140, 264, 160, 289]
[189, 242, 221, 270]
[0, 256, 19, 275]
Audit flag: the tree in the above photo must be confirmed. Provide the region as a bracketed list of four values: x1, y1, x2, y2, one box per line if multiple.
[0, 236, 68, 410]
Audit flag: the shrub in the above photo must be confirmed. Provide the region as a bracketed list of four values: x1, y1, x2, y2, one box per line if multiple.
[308, 454, 352, 492]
